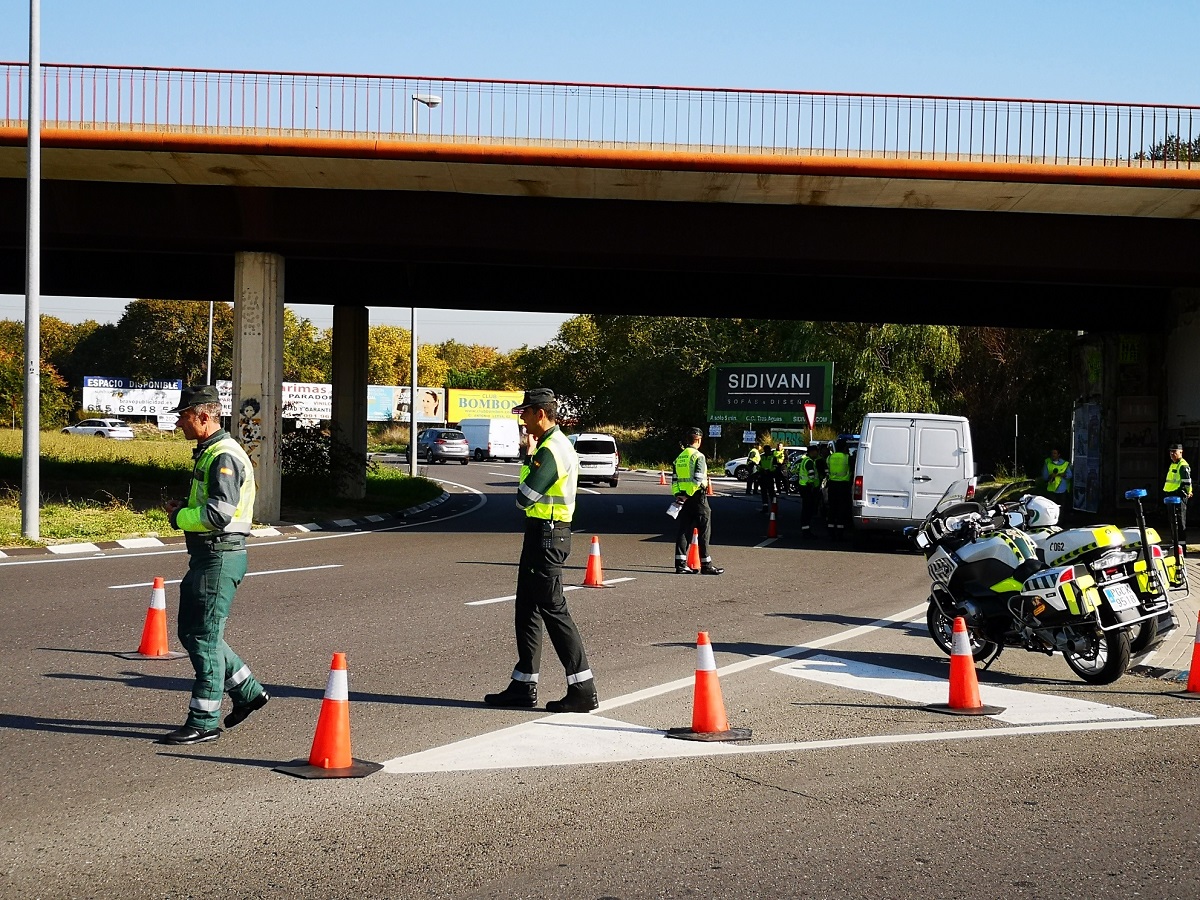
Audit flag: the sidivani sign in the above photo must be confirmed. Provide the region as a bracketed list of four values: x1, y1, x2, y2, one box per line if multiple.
[708, 362, 833, 426]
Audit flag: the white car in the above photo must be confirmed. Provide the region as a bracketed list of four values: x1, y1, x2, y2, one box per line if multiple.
[61, 417, 135, 439]
[725, 457, 751, 480]
[568, 433, 620, 487]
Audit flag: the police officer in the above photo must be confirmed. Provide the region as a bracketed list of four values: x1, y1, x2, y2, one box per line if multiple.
[1164, 443, 1192, 534]
[745, 444, 761, 496]
[825, 439, 852, 537]
[1042, 447, 1072, 501]
[772, 442, 787, 495]
[671, 427, 725, 575]
[159, 385, 268, 745]
[485, 388, 598, 714]
[758, 441, 776, 512]
[794, 448, 821, 539]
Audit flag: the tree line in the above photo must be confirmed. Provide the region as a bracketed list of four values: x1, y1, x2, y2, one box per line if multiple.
[0, 300, 1075, 476]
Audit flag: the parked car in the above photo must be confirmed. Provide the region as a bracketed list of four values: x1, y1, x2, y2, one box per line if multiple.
[726, 446, 807, 481]
[407, 428, 470, 464]
[61, 418, 134, 439]
[568, 433, 620, 487]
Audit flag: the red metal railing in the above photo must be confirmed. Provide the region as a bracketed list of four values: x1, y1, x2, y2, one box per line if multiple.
[3, 62, 1197, 167]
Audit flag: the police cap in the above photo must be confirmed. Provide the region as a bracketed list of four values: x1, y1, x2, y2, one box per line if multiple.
[169, 384, 221, 413]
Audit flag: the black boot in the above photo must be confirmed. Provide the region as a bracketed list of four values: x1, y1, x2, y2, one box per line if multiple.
[700, 564, 725, 575]
[545, 680, 599, 714]
[484, 680, 537, 708]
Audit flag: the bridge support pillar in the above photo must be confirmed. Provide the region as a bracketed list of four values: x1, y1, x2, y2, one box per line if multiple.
[331, 304, 369, 499]
[232, 251, 285, 523]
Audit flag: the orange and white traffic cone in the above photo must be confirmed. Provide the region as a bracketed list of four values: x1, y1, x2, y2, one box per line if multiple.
[925, 617, 1005, 716]
[766, 500, 779, 539]
[686, 529, 701, 570]
[667, 631, 751, 742]
[118, 577, 186, 660]
[659, 470, 668, 485]
[275, 652, 382, 779]
[583, 535, 607, 587]
[706, 480, 714, 496]
[1168, 609, 1200, 700]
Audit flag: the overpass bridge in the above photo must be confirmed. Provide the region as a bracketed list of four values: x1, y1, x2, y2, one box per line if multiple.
[1, 63, 1198, 519]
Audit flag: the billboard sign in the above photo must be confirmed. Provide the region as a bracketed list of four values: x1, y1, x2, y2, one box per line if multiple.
[82, 376, 183, 416]
[708, 362, 833, 426]
[446, 389, 525, 421]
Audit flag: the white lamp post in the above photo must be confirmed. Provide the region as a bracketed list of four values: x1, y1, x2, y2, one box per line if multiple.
[411, 93, 441, 134]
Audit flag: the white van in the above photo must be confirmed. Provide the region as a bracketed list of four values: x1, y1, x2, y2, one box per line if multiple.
[852, 413, 974, 533]
[458, 417, 522, 461]
[568, 433, 620, 487]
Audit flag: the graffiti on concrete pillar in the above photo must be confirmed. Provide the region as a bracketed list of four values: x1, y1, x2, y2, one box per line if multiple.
[238, 397, 264, 470]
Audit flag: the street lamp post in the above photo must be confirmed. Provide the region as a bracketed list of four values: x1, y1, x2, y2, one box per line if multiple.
[411, 93, 441, 134]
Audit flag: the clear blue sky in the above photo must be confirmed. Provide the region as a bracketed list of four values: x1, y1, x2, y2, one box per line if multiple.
[3, 0, 1198, 347]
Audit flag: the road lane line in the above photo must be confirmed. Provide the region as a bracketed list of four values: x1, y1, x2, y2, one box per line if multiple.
[108, 563, 343, 589]
[467, 577, 637, 606]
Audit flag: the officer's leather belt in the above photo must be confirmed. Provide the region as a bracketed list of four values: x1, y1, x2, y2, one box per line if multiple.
[186, 532, 247, 551]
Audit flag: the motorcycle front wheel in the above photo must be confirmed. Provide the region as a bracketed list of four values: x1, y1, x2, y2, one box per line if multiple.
[926, 598, 998, 661]
[1062, 621, 1131, 684]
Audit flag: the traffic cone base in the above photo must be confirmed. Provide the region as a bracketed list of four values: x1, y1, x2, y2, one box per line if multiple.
[275, 652, 381, 780]
[118, 576, 187, 660]
[925, 617, 1005, 716]
[582, 535, 608, 588]
[1167, 610, 1200, 701]
[666, 631, 752, 743]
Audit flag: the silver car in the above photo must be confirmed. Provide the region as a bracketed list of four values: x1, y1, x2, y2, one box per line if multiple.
[61, 417, 135, 439]
[408, 428, 470, 465]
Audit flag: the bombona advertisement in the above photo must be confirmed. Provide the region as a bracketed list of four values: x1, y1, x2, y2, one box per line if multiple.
[446, 389, 524, 421]
[708, 362, 833, 425]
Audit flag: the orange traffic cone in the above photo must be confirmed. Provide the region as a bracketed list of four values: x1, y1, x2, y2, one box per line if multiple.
[1168, 609, 1200, 700]
[118, 577, 186, 660]
[766, 500, 779, 538]
[583, 535, 607, 587]
[666, 631, 751, 742]
[275, 652, 382, 779]
[706, 480, 714, 496]
[686, 529, 701, 570]
[659, 470, 668, 485]
[925, 617, 1005, 716]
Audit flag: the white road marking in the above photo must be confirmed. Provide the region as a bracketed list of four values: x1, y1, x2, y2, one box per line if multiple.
[108, 564, 343, 590]
[616, 505, 624, 514]
[467, 577, 637, 606]
[773, 654, 1152, 724]
[383, 715, 1200, 774]
[753, 537, 779, 548]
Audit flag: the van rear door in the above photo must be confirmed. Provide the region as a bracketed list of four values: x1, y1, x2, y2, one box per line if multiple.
[859, 420, 916, 517]
[912, 420, 970, 519]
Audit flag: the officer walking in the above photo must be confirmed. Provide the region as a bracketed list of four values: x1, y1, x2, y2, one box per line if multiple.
[159, 385, 268, 745]
[745, 444, 761, 496]
[825, 439, 853, 537]
[1164, 443, 1192, 534]
[671, 427, 725, 575]
[484, 388, 598, 714]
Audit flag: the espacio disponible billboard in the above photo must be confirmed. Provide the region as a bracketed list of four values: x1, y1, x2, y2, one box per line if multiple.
[707, 362, 833, 426]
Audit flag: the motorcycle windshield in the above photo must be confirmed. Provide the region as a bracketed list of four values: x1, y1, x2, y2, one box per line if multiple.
[932, 477, 977, 516]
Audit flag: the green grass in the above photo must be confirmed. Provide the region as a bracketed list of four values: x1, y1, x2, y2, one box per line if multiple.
[0, 428, 441, 548]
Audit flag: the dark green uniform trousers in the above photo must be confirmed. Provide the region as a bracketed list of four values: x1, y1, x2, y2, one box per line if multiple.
[178, 541, 264, 730]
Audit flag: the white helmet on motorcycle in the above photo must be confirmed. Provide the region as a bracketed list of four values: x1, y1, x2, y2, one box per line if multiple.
[1023, 494, 1060, 528]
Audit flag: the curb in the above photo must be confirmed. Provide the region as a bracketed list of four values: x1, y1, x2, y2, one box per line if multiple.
[0, 491, 452, 561]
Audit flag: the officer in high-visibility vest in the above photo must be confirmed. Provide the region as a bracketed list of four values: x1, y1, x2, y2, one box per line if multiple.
[794, 449, 821, 539]
[745, 444, 761, 496]
[1042, 447, 1073, 500]
[825, 439, 853, 537]
[1163, 443, 1193, 534]
[758, 441, 776, 512]
[671, 427, 724, 575]
[772, 443, 787, 495]
[485, 388, 598, 714]
[159, 385, 269, 745]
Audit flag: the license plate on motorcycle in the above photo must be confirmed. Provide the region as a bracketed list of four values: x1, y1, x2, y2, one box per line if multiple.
[1102, 582, 1139, 612]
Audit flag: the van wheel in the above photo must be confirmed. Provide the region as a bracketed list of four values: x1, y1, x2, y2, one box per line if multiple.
[474, 449, 485, 461]
[609, 477, 619, 488]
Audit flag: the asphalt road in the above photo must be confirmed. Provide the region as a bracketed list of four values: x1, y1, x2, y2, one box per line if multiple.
[3, 462, 1199, 899]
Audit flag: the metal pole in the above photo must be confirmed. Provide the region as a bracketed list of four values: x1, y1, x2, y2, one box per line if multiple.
[1014, 413, 1019, 475]
[206, 300, 214, 383]
[21, 0, 41, 541]
[409, 308, 418, 478]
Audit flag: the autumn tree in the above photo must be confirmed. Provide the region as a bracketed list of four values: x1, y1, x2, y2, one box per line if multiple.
[112, 299, 235, 383]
